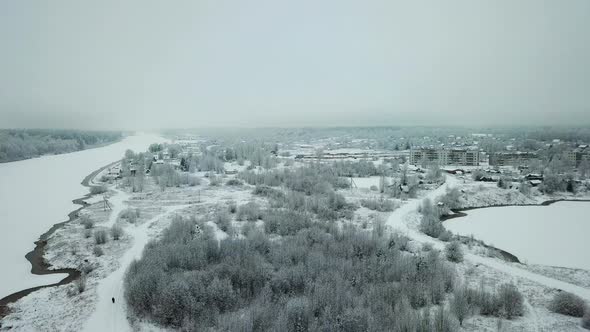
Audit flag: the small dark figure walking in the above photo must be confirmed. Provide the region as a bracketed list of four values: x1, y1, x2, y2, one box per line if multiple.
[112, 297, 115, 304]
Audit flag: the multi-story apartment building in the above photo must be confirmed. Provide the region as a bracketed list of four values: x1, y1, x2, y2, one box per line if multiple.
[488, 151, 538, 166]
[566, 145, 589, 166]
[410, 148, 480, 166]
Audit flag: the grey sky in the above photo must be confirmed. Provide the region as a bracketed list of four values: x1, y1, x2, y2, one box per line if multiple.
[1, 0, 589, 130]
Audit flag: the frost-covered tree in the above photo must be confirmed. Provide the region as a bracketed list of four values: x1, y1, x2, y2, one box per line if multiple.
[451, 286, 469, 326]
[419, 198, 444, 238]
[445, 241, 463, 263]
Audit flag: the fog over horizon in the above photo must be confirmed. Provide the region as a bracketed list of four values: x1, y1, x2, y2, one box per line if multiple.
[1, 0, 589, 130]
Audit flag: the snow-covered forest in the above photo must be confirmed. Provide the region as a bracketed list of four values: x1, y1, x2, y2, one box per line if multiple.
[0, 129, 122, 162]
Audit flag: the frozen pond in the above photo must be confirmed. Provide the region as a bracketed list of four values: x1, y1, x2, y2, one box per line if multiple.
[444, 201, 590, 270]
[0, 134, 166, 299]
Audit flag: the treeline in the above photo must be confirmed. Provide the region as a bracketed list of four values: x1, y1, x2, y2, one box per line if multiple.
[0, 129, 121, 162]
[125, 216, 461, 331]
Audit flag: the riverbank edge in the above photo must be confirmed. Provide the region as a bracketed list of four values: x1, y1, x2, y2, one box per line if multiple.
[441, 198, 590, 264]
[0, 160, 120, 319]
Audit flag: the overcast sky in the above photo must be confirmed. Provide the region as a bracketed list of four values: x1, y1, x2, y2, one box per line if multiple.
[1, 0, 589, 130]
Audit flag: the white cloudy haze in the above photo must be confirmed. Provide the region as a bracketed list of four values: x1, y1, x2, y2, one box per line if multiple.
[1, 0, 589, 129]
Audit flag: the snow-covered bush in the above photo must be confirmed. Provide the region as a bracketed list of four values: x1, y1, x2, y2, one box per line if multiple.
[90, 185, 107, 195]
[209, 174, 221, 186]
[179, 173, 200, 186]
[227, 200, 237, 214]
[497, 283, 524, 319]
[75, 274, 87, 293]
[93, 243, 103, 255]
[80, 215, 94, 229]
[438, 187, 461, 211]
[225, 178, 243, 186]
[549, 291, 586, 317]
[264, 209, 310, 236]
[236, 202, 262, 221]
[469, 282, 524, 319]
[119, 208, 140, 223]
[445, 241, 463, 263]
[94, 229, 108, 245]
[433, 305, 459, 331]
[419, 198, 444, 238]
[111, 225, 124, 240]
[213, 207, 232, 232]
[519, 181, 532, 196]
[497, 177, 511, 189]
[360, 197, 397, 212]
[438, 229, 453, 242]
[472, 169, 485, 181]
[425, 164, 444, 183]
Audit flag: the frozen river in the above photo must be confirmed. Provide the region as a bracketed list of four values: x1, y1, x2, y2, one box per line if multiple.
[444, 201, 590, 270]
[0, 134, 166, 299]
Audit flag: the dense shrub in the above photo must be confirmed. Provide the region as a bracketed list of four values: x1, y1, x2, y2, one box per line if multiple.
[238, 165, 350, 194]
[360, 197, 397, 212]
[94, 229, 108, 245]
[111, 225, 124, 240]
[438, 187, 461, 210]
[93, 246, 104, 257]
[497, 283, 524, 319]
[125, 216, 458, 330]
[75, 274, 87, 293]
[419, 198, 444, 238]
[119, 208, 140, 223]
[331, 160, 379, 177]
[90, 185, 107, 195]
[468, 282, 524, 319]
[445, 241, 463, 263]
[237, 202, 263, 221]
[549, 291, 586, 317]
[263, 209, 311, 236]
[226, 178, 243, 186]
[227, 200, 237, 214]
[80, 215, 94, 229]
[213, 207, 232, 232]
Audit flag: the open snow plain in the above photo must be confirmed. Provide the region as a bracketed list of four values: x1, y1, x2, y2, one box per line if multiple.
[0, 134, 166, 298]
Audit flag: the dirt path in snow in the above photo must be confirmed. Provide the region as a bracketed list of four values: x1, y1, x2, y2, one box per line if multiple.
[83, 204, 189, 332]
[0, 161, 119, 320]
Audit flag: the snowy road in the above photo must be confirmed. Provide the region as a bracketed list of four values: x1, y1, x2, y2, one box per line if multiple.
[83, 199, 188, 332]
[386, 175, 590, 302]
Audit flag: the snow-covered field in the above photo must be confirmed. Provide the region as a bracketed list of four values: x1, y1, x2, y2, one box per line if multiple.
[445, 201, 590, 270]
[0, 133, 167, 299]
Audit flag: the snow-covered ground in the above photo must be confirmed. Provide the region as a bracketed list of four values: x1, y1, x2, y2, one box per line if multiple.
[445, 201, 590, 270]
[0, 133, 167, 299]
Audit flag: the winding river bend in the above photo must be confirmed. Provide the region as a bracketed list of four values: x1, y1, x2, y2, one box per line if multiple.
[444, 201, 590, 270]
[0, 134, 164, 302]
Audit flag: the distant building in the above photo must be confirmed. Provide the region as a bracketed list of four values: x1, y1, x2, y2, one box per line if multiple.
[489, 151, 538, 166]
[409, 148, 480, 166]
[566, 145, 590, 166]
